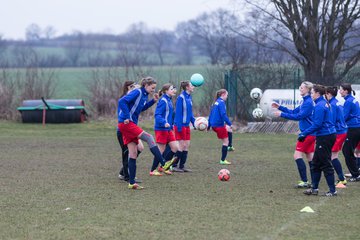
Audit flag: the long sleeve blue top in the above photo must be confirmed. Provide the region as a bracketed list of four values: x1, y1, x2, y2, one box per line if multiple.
[279, 95, 314, 133]
[300, 96, 336, 137]
[208, 97, 232, 128]
[117, 87, 155, 124]
[329, 97, 347, 134]
[342, 94, 360, 128]
[174, 91, 195, 131]
[154, 94, 174, 131]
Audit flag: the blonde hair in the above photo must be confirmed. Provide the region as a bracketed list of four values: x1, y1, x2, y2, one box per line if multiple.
[301, 81, 314, 92]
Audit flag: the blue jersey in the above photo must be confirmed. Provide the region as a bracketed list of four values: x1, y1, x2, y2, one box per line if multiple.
[301, 96, 336, 137]
[329, 97, 347, 134]
[208, 97, 232, 128]
[342, 94, 360, 128]
[154, 94, 174, 131]
[174, 90, 195, 130]
[118, 87, 155, 124]
[279, 95, 314, 133]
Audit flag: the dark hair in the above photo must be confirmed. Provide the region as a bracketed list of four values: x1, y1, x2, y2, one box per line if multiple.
[121, 80, 135, 98]
[180, 81, 190, 91]
[158, 83, 173, 97]
[215, 89, 227, 100]
[313, 85, 326, 95]
[340, 83, 356, 95]
[141, 77, 157, 87]
[325, 86, 337, 97]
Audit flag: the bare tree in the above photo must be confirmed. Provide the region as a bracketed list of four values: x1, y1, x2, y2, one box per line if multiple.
[25, 23, 42, 42]
[243, 0, 360, 85]
[43, 26, 57, 39]
[116, 23, 149, 79]
[0, 68, 16, 119]
[65, 31, 85, 66]
[88, 67, 123, 117]
[150, 30, 174, 65]
[175, 22, 194, 65]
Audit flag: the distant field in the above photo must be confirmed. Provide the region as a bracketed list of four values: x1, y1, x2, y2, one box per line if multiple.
[1, 120, 359, 240]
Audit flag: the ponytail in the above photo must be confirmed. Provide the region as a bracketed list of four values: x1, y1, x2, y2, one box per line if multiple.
[215, 89, 227, 101]
[158, 83, 172, 98]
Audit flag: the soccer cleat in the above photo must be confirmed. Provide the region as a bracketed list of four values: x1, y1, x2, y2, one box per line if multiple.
[296, 181, 311, 188]
[182, 167, 193, 172]
[344, 173, 352, 178]
[348, 176, 360, 182]
[163, 158, 175, 171]
[118, 174, 125, 180]
[172, 167, 184, 173]
[163, 170, 173, 175]
[149, 170, 163, 176]
[336, 179, 347, 185]
[303, 188, 319, 195]
[158, 166, 164, 172]
[220, 160, 231, 165]
[227, 146, 235, 152]
[324, 191, 337, 197]
[128, 183, 144, 190]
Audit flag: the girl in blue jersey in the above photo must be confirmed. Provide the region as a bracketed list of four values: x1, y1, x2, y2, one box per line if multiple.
[117, 81, 144, 182]
[118, 77, 174, 190]
[272, 81, 315, 188]
[150, 83, 179, 176]
[208, 89, 232, 165]
[300, 85, 337, 196]
[339, 83, 360, 182]
[172, 81, 195, 172]
[325, 86, 347, 185]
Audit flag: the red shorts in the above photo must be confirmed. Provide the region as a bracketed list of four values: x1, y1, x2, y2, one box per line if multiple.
[295, 135, 315, 153]
[212, 126, 228, 139]
[332, 133, 347, 152]
[118, 122, 143, 145]
[155, 130, 176, 144]
[174, 126, 191, 141]
[356, 142, 360, 150]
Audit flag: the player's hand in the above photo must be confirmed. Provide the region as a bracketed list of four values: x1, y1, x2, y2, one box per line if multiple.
[124, 119, 129, 124]
[274, 111, 281, 117]
[298, 134, 306, 142]
[271, 102, 280, 109]
[153, 93, 159, 101]
[165, 123, 170, 128]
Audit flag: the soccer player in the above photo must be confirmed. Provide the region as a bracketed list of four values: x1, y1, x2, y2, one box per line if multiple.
[150, 83, 179, 176]
[272, 81, 315, 188]
[172, 81, 195, 172]
[208, 89, 232, 165]
[300, 85, 337, 196]
[118, 77, 174, 190]
[339, 83, 360, 182]
[117, 81, 144, 183]
[325, 86, 347, 186]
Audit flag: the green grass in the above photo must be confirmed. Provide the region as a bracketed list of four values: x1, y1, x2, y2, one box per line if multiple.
[1, 120, 359, 240]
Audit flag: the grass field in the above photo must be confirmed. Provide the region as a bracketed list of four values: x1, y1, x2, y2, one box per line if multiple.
[1, 120, 359, 240]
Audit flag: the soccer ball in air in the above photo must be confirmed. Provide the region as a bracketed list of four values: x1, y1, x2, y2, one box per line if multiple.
[195, 117, 208, 131]
[190, 73, 204, 87]
[250, 88, 263, 101]
[252, 108, 264, 119]
[218, 169, 230, 181]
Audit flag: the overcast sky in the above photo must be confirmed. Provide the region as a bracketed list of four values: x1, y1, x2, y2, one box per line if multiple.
[0, 0, 243, 40]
